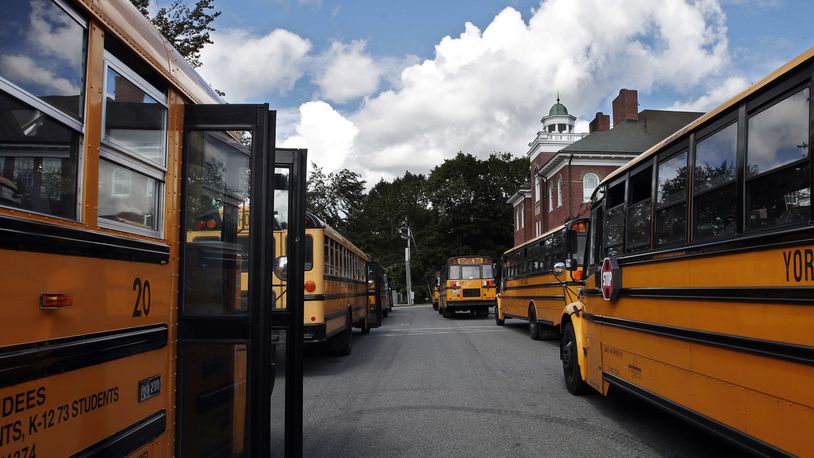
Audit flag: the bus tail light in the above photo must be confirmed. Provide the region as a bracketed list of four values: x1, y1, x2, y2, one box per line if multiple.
[40, 293, 73, 310]
[304, 280, 316, 292]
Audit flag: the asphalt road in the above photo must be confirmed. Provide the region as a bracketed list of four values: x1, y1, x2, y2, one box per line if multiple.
[302, 304, 743, 457]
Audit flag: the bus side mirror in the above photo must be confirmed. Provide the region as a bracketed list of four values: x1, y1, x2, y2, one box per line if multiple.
[273, 256, 288, 281]
[564, 258, 578, 271]
[553, 262, 566, 276]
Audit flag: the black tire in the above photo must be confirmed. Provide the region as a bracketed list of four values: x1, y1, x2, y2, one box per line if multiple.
[329, 311, 353, 356]
[442, 307, 452, 318]
[382, 309, 389, 318]
[528, 306, 541, 340]
[495, 307, 505, 326]
[562, 320, 588, 395]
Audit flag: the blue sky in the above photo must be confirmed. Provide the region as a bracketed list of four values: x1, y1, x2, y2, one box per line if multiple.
[194, 0, 814, 181]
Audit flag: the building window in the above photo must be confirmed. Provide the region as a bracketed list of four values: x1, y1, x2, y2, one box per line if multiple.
[547, 183, 553, 212]
[0, 0, 87, 220]
[518, 207, 524, 229]
[98, 51, 168, 236]
[557, 177, 563, 207]
[583, 172, 599, 202]
[535, 176, 541, 204]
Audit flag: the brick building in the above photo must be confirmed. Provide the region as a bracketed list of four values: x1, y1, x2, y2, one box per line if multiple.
[510, 89, 703, 246]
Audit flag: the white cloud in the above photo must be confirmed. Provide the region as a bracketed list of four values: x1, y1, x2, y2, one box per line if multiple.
[345, 0, 731, 177]
[280, 101, 358, 174]
[668, 76, 750, 111]
[0, 55, 79, 95]
[283, 0, 735, 181]
[313, 40, 383, 104]
[199, 29, 311, 102]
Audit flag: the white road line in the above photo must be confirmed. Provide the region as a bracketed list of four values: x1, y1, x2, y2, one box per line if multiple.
[375, 328, 510, 337]
[389, 325, 498, 332]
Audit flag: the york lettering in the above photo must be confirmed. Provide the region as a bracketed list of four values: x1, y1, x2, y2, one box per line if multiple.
[783, 249, 814, 282]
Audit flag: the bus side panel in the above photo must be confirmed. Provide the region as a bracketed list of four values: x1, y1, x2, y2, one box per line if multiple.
[0, 350, 169, 457]
[600, 338, 813, 456]
[0, 247, 175, 456]
[0, 250, 171, 347]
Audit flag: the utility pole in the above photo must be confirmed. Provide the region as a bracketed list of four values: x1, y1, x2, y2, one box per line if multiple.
[405, 225, 413, 305]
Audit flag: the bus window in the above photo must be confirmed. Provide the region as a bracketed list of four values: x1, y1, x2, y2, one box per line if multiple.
[603, 181, 625, 256]
[482, 263, 494, 278]
[655, 150, 688, 245]
[461, 265, 480, 279]
[746, 87, 811, 231]
[694, 122, 738, 240]
[449, 265, 462, 279]
[626, 164, 653, 251]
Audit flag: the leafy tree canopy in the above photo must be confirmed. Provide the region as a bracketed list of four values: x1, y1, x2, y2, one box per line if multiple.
[306, 153, 528, 302]
[130, 0, 221, 69]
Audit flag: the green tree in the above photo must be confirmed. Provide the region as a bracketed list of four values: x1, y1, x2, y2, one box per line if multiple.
[305, 164, 366, 233]
[302, 154, 528, 303]
[130, 0, 221, 68]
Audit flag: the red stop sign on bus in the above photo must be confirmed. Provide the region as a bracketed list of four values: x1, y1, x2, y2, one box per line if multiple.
[600, 257, 621, 302]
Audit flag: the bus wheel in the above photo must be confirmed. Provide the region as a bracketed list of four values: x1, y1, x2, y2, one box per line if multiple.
[528, 306, 541, 340]
[361, 315, 371, 334]
[382, 309, 389, 318]
[562, 321, 587, 395]
[495, 308, 505, 326]
[442, 307, 452, 318]
[329, 311, 353, 356]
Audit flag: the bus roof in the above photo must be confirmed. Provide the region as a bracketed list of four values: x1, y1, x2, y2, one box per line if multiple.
[76, 0, 222, 105]
[303, 211, 368, 259]
[598, 44, 814, 189]
[502, 218, 588, 256]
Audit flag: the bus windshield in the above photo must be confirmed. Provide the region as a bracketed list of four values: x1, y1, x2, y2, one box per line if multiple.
[461, 265, 481, 279]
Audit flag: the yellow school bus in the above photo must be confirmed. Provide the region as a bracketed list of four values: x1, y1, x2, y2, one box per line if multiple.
[438, 256, 496, 318]
[496, 219, 587, 339]
[273, 212, 377, 355]
[0, 1, 304, 456]
[432, 271, 440, 310]
[558, 46, 814, 456]
[367, 259, 389, 319]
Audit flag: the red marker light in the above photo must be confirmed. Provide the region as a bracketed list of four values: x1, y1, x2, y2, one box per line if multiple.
[40, 294, 73, 310]
[304, 280, 316, 292]
[206, 218, 217, 230]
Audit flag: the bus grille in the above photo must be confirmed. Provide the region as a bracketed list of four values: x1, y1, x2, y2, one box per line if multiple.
[463, 289, 480, 298]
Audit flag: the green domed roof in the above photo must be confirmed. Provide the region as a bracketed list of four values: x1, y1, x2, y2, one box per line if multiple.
[549, 101, 568, 116]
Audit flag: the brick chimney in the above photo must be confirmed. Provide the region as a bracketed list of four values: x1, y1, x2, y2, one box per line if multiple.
[612, 89, 638, 126]
[589, 112, 610, 132]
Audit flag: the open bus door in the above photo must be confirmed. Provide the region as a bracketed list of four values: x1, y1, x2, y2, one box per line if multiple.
[178, 106, 305, 456]
[365, 262, 383, 328]
[268, 148, 307, 455]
